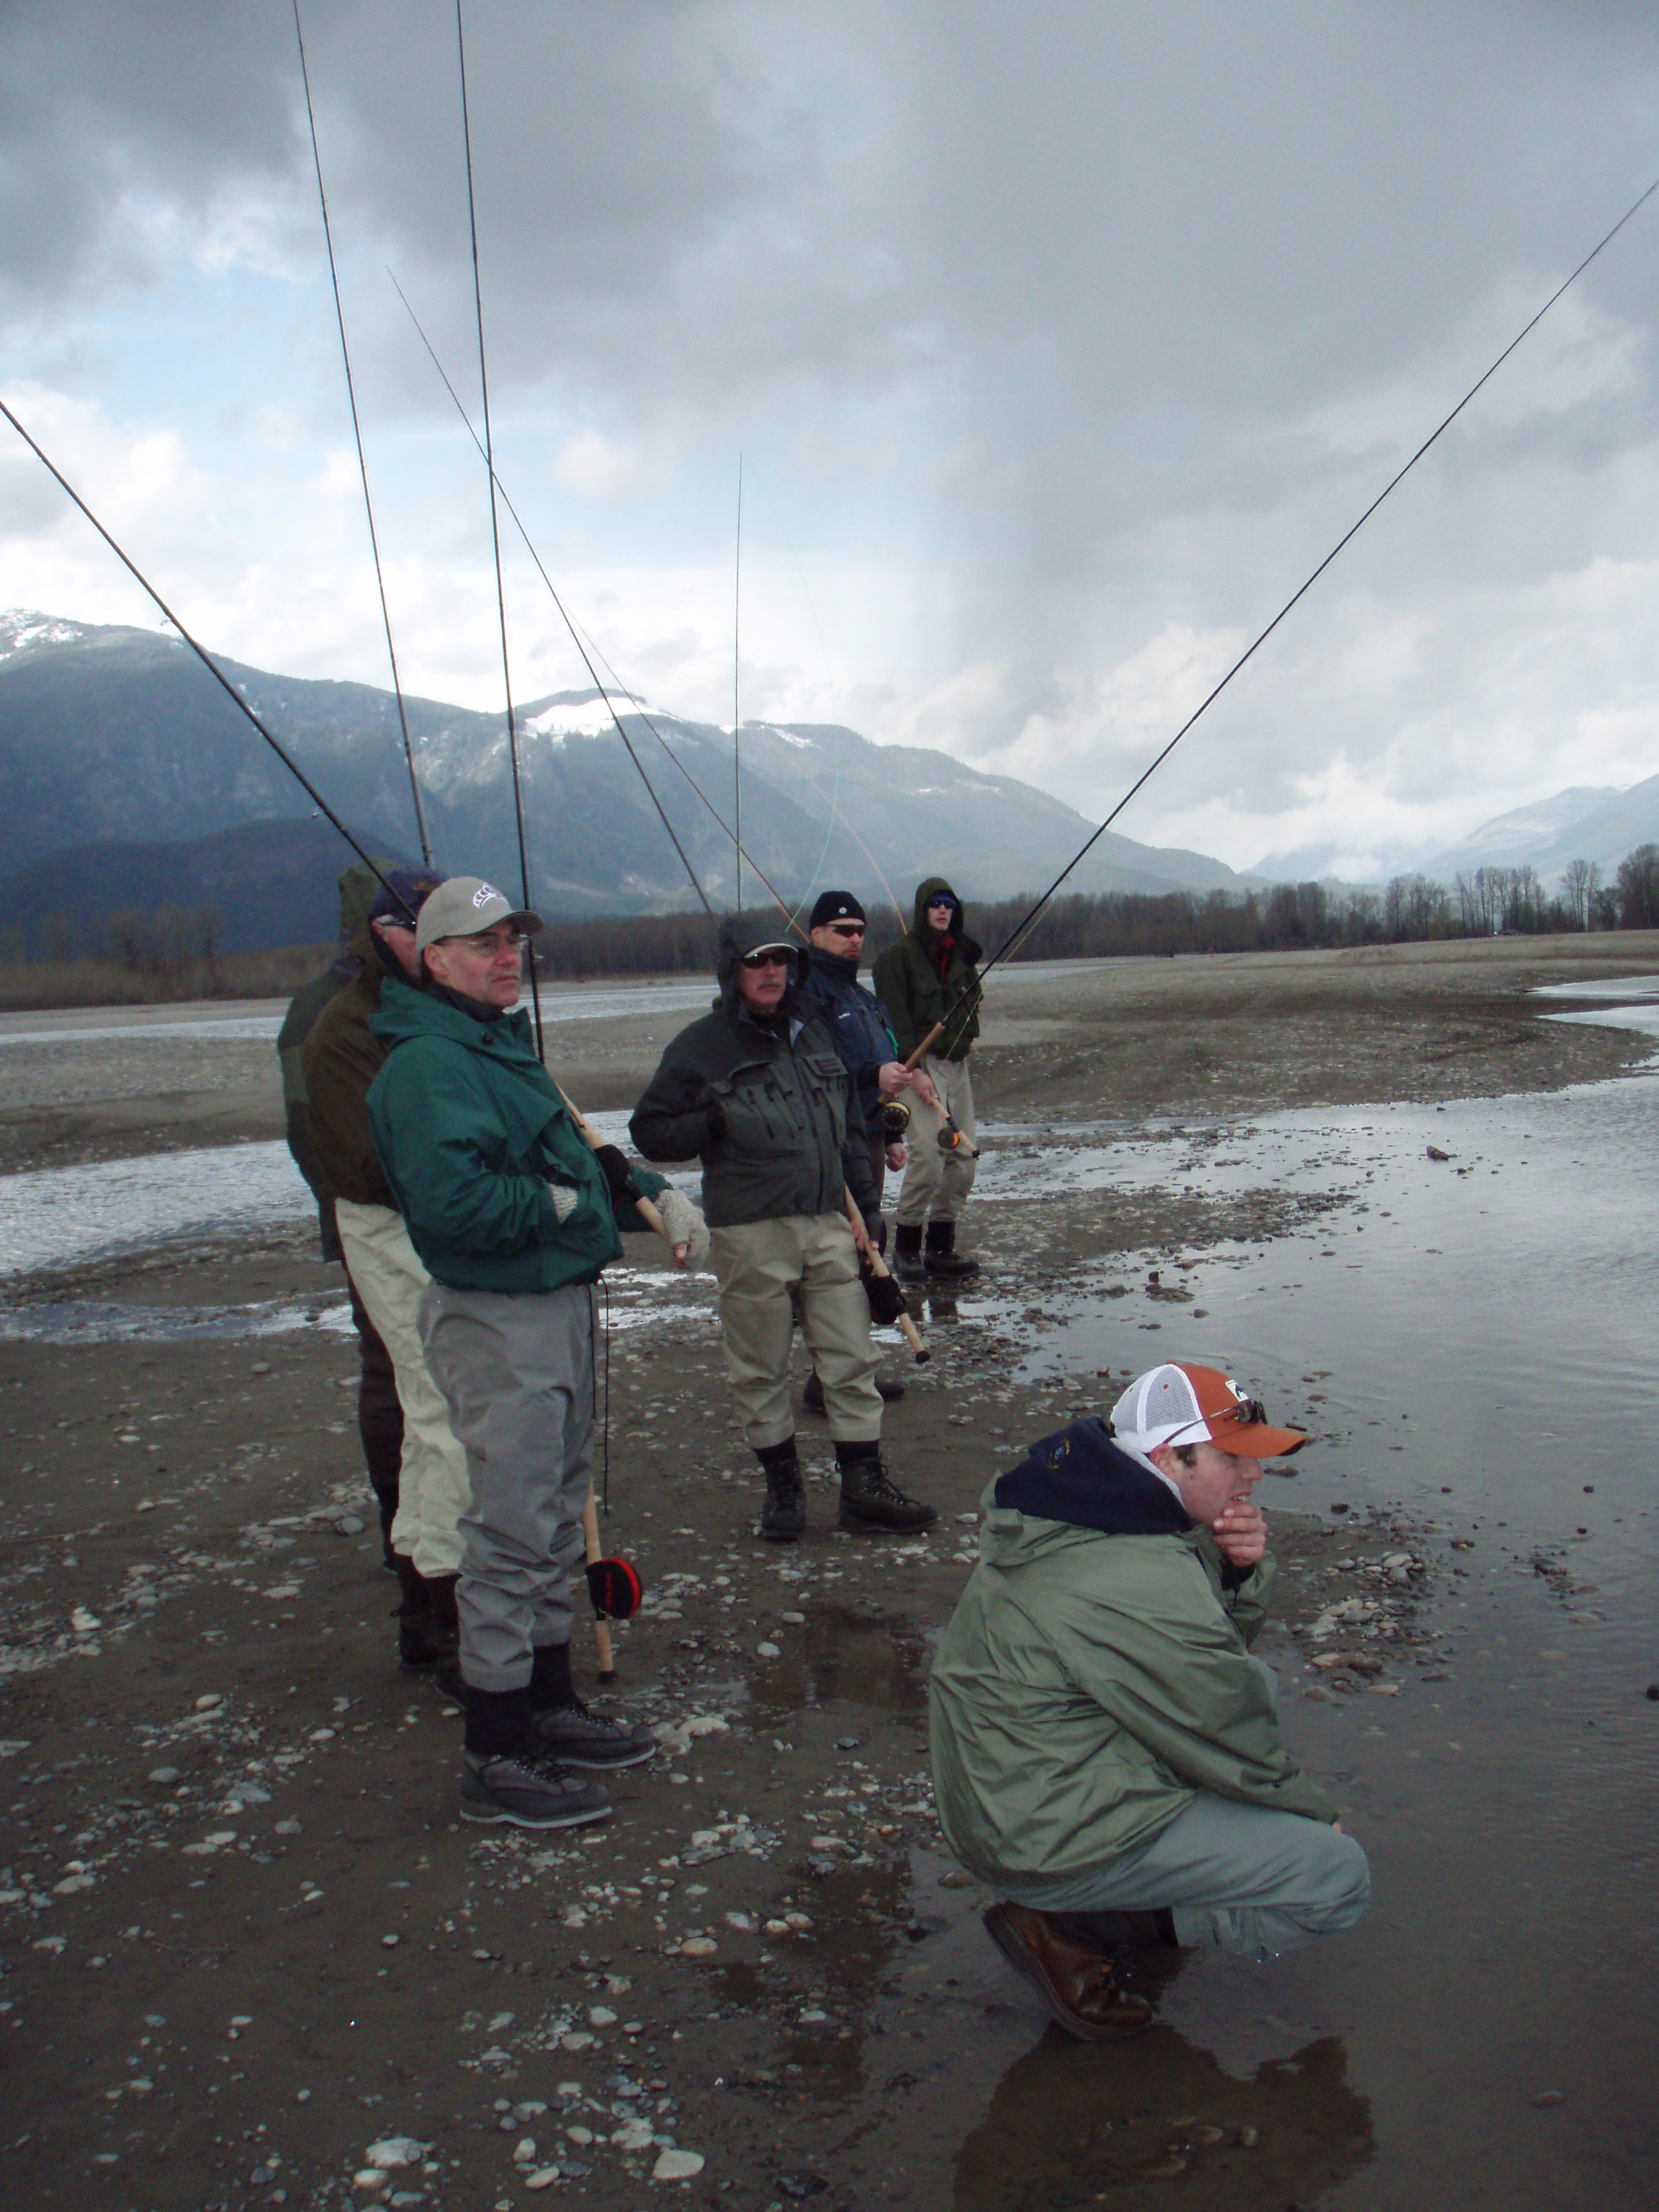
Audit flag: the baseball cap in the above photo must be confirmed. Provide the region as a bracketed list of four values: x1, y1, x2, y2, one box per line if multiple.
[414, 876, 544, 956]
[368, 866, 445, 928]
[809, 890, 866, 930]
[1111, 1362, 1307, 1460]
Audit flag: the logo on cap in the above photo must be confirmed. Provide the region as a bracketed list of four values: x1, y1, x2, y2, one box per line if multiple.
[472, 882, 499, 909]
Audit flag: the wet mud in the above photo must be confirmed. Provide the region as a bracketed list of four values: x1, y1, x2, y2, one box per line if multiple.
[4, 943, 1659, 2208]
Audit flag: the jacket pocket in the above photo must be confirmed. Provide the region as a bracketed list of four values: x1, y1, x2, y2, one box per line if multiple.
[709, 1066, 789, 1154]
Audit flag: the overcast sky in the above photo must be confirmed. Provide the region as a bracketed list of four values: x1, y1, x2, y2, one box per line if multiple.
[4, 1, 1659, 878]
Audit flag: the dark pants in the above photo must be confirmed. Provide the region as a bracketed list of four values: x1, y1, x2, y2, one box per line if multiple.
[344, 1262, 403, 1550]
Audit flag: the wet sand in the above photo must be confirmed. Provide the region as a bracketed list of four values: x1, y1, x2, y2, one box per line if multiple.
[3, 937, 1658, 2209]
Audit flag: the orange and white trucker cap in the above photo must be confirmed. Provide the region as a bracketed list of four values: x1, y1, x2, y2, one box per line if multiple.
[1110, 1363, 1308, 1460]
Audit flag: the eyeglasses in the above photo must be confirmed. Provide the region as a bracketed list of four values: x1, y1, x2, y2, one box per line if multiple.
[441, 930, 529, 955]
[739, 950, 791, 971]
[828, 922, 865, 938]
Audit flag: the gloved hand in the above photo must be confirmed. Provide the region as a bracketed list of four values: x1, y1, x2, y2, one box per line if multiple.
[655, 1186, 710, 1268]
[592, 1143, 641, 1210]
[860, 1259, 908, 1326]
[547, 1179, 581, 1224]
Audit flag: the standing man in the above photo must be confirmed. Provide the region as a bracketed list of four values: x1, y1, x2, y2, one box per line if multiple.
[630, 914, 938, 1542]
[873, 878, 981, 1282]
[369, 878, 672, 1830]
[276, 857, 403, 1560]
[302, 865, 466, 1694]
[796, 889, 933, 1411]
[930, 1364, 1369, 2038]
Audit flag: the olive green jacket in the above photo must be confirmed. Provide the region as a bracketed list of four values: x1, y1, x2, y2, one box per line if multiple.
[301, 918, 403, 1210]
[930, 1465, 1335, 1888]
[871, 876, 982, 1062]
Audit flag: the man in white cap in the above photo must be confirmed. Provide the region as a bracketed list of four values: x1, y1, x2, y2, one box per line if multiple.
[929, 1362, 1370, 2039]
[368, 878, 693, 1830]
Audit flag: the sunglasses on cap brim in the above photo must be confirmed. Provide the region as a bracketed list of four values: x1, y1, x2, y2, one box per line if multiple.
[1168, 1398, 1308, 1457]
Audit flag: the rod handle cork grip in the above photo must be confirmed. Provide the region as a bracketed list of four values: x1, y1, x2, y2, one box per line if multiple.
[845, 1195, 930, 1363]
[582, 1487, 616, 1681]
[903, 1021, 945, 1071]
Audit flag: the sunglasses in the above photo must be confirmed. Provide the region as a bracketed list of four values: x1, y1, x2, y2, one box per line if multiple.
[739, 950, 791, 971]
[828, 922, 865, 938]
[441, 931, 529, 955]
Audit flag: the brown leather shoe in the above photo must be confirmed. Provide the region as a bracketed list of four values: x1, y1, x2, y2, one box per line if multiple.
[983, 1902, 1153, 2041]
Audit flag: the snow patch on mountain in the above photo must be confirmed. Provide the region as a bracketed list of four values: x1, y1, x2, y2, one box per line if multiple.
[0, 609, 84, 658]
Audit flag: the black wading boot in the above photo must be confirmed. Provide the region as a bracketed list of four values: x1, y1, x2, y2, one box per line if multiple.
[757, 1439, 806, 1542]
[459, 1684, 611, 1830]
[893, 1223, 927, 1283]
[925, 1218, 979, 1278]
[527, 1640, 655, 1769]
[835, 1441, 939, 1534]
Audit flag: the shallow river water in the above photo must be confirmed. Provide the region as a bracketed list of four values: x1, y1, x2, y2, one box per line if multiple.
[2, 991, 1656, 2206]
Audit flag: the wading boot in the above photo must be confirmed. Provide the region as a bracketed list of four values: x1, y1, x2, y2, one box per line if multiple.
[394, 1555, 440, 1671]
[982, 1902, 1152, 2041]
[924, 1218, 979, 1278]
[427, 1573, 464, 1709]
[835, 1442, 938, 1534]
[804, 1369, 904, 1413]
[893, 1223, 927, 1283]
[527, 1640, 655, 1769]
[757, 1440, 806, 1542]
[459, 1685, 611, 1830]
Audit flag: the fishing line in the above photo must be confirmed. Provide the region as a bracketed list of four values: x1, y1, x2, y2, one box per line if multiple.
[954, 168, 1659, 1033]
[455, 0, 543, 1051]
[291, 0, 431, 867]
[734, 454, 743, 911]
[0, 396, 414, 917]
[387, 271, 721, 927]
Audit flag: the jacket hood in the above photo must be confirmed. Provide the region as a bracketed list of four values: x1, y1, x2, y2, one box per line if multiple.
[912, 875, 965, 935]
[716, 912, 806, 1008]
[981, 1418, 1193, 1564]
[338, 858, 392, 948]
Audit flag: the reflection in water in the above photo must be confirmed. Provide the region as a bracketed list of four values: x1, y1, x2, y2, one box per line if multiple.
[745, 1606, 931, 1714]
[953, 2029, 1372, 2210]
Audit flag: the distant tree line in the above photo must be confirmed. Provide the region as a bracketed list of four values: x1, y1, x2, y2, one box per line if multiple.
[531, 854, 1652, 977]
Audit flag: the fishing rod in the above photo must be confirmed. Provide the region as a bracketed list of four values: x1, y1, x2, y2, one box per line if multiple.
[291, 0, 431, 868]
[733, 455, 743, 910]
[0, 397, 415, 920]
[907, 167, 1659, 1066]
[387, 273, 822, 938]
[454, 0, 544, 1051]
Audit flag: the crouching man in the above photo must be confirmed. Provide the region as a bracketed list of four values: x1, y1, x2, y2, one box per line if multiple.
[368, 878, 674, 1830]
[929, 1362, 1369, 2038]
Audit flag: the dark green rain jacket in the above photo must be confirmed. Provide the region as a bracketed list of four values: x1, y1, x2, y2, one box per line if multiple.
[871, 876, 982, 1062]
[367, 979, 665, 1295]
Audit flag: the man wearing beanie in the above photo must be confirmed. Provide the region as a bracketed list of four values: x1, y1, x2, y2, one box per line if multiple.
[796, 890, 932, 1411]
[302, 864, 469, 1691]
[872, 878, 981, 1282]
[369, 878, 675, 1829]
[929, 1363, 1369, 2039]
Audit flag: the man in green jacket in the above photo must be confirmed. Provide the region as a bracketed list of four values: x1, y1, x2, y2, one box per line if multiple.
[930, 1362, 1369, 2039]
[631, 913, 938, 1542]
[368, 878, 680, 1830]
[276, 858, 403, 1557]
[871, 878, 981, 1283]
[302, 865, 462, 1686]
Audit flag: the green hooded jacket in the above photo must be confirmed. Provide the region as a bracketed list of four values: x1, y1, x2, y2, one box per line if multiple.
[929, 1419, 1335, 1889]
[276, 859, 387, 1251]
[871, 876, 982, 1062]
[367, 977, 665, 1294]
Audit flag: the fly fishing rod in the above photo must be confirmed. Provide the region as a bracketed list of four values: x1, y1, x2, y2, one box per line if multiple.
[292, 0, 431, 869]
[387, 273, 819, 939]
[734, 454, 743, 912]
[903, 168, 1659, 1066]
[0, 398, 416, 920]
[455, 0, 544, 1052]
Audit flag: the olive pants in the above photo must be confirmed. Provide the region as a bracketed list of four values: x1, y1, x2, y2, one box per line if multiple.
[710, 1211, 882, 1448]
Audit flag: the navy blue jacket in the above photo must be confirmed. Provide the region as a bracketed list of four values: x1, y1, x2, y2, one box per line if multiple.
[799, 945, 900, 1142]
